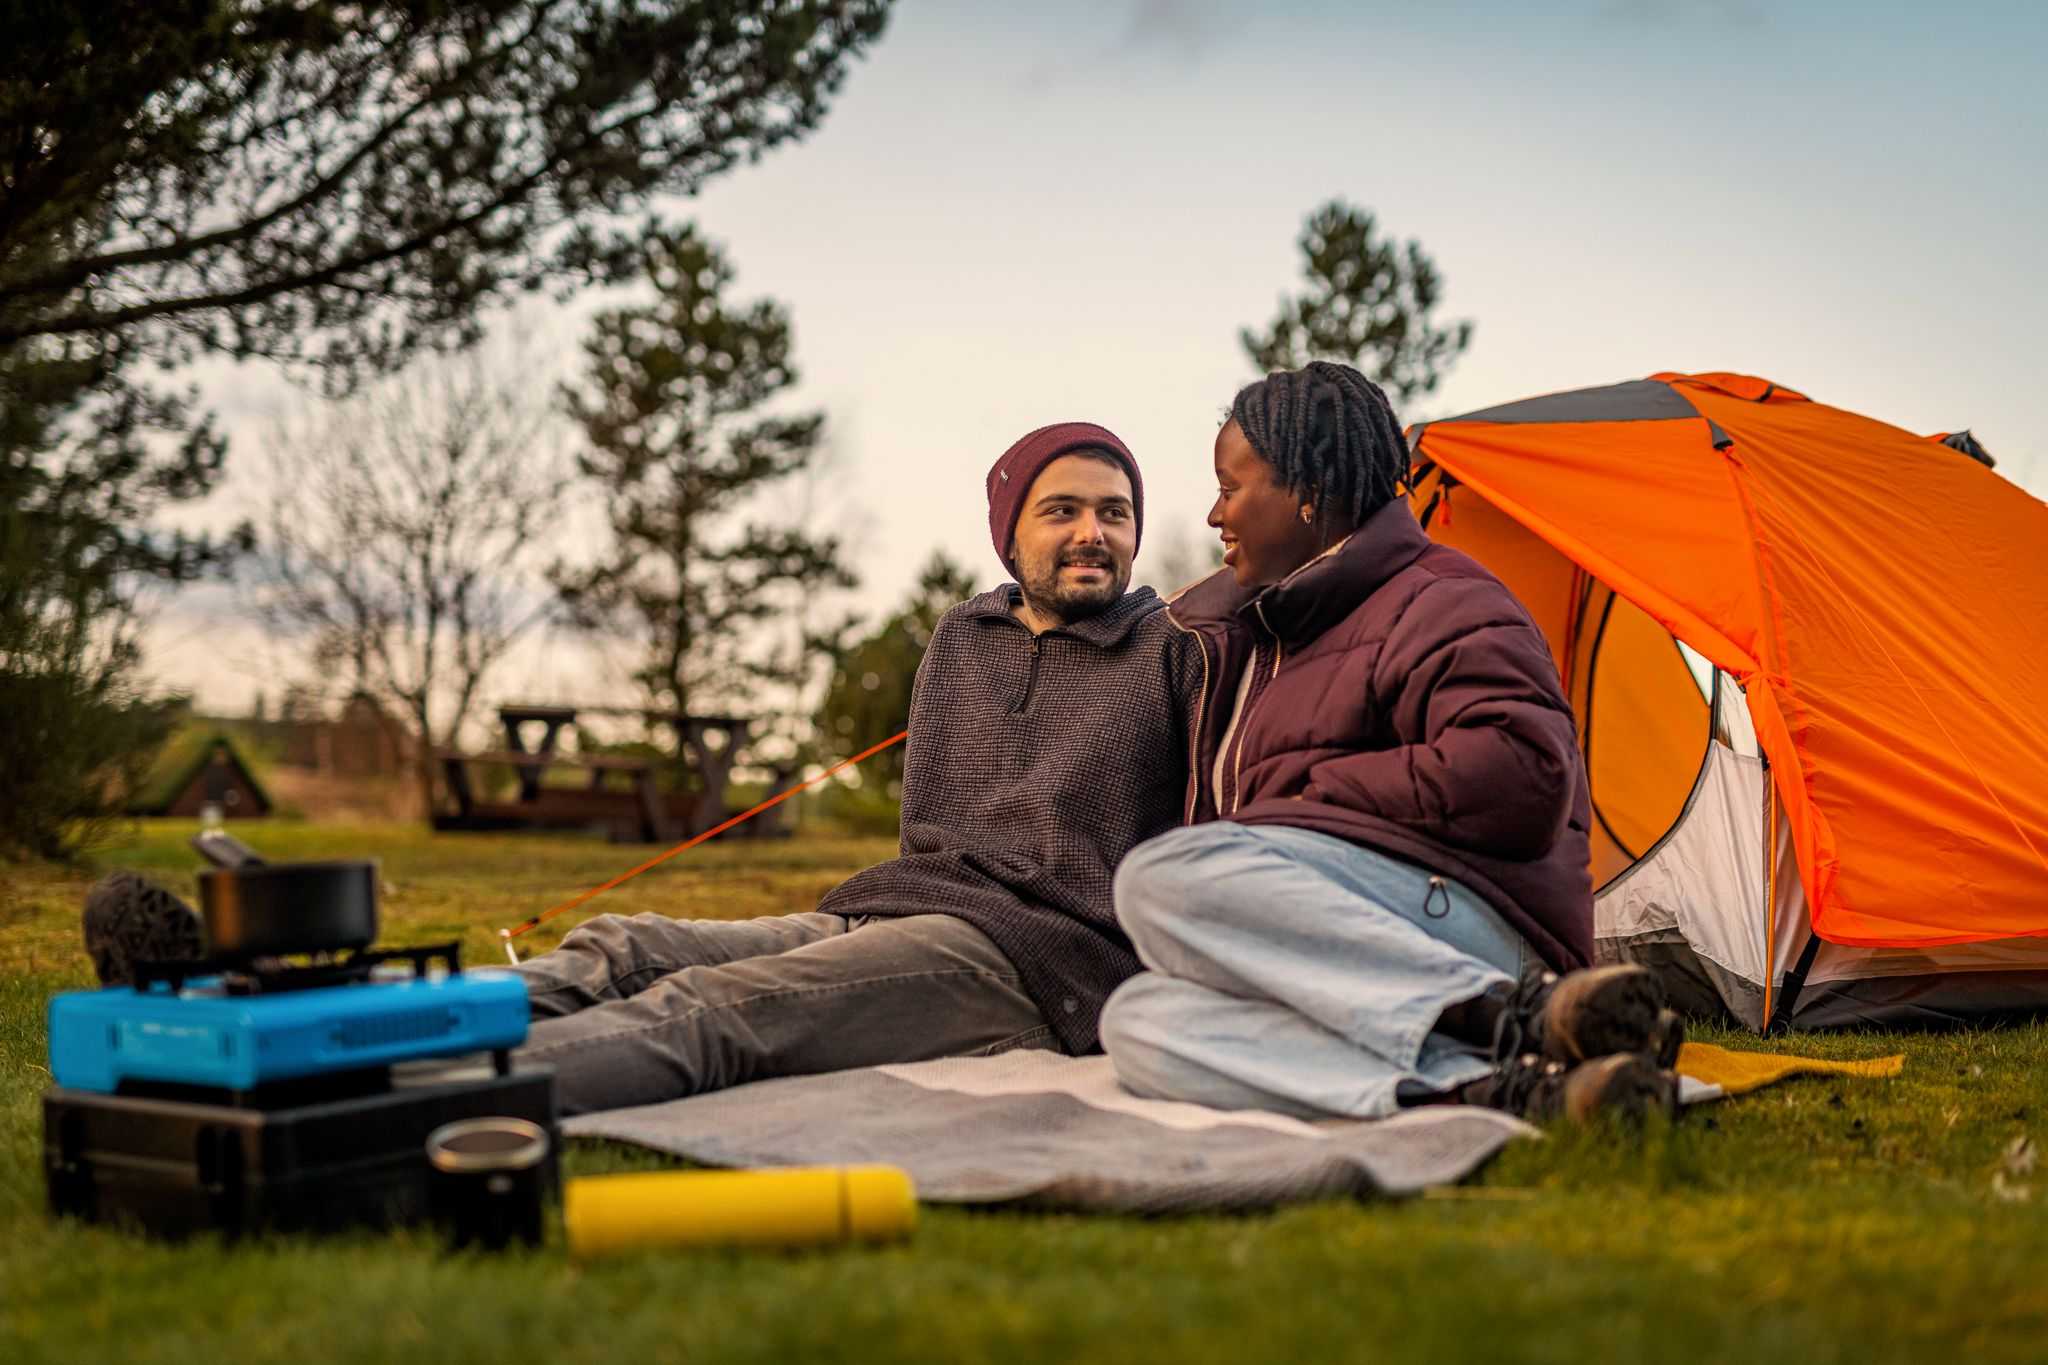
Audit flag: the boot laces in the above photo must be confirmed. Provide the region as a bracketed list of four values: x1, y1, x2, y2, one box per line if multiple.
[1491, 1051, 1567, 1117]
[1488, 966, 1560, 1066]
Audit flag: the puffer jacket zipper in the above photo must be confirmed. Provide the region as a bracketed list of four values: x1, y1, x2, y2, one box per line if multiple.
[1213, 544, 1351, 812]
[1221, 601, 1285, 815]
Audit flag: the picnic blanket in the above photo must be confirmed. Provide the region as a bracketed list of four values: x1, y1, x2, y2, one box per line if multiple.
[564, 1050, 1533, 1213]
[562, 1042, 1906, 1213]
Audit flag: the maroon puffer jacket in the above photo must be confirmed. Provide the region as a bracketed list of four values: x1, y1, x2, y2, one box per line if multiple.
[1167, 497, 1593, 971]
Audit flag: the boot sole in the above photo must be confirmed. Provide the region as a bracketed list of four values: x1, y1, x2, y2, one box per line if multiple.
[1546, 964, 1670, 1065]
[1563, 1053, 1681, 1125]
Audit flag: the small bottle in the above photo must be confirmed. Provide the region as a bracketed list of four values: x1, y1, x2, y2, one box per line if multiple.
[563, 1166, 916, 1256]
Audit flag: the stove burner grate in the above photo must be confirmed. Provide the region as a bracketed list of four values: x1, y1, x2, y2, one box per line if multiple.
[130, 941, 465, 995]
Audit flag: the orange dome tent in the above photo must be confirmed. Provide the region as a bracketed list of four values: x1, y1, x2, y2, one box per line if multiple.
[1407, 372, 2048, 1030]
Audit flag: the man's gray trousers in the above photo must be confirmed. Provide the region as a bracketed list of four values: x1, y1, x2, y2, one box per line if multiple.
[514, 911, 1055, 1114]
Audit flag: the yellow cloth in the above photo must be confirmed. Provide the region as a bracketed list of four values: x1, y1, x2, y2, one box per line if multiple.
[1675, 1041, 1903, 1097]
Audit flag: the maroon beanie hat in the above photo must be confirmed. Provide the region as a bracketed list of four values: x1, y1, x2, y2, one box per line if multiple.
[985, 421, 1144, 576]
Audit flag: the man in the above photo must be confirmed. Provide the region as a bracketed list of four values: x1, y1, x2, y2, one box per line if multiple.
[507, 421, 1201, 1112]
[80, 424, 1195, 1116]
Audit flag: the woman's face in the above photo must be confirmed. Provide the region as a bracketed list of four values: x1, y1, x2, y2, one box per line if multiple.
[1208, 419, 1322, 587]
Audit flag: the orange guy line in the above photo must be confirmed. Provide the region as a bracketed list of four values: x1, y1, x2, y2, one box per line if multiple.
[499, 730, 908, 946]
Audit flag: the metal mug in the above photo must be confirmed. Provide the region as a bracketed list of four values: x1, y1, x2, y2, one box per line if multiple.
[424, 1116, 551, 1250]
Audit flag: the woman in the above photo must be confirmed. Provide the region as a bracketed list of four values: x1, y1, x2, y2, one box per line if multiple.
[1099, 362, 1681, 1124]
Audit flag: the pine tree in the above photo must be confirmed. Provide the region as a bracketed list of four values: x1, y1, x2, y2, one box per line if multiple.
[0, 336, 243, 858]
[557, 226, 855, 719]
[815, 552, 976, 788]
[1, 1, 893, 379]
[1242, 200, 1474, 403]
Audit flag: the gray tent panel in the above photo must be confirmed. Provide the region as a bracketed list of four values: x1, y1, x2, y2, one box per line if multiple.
[1790, 971, 2048, 1030]
[1412, 379, 1734, 454]
[1940, 430, 1997, 469]
[1446, 379, 1699, 427]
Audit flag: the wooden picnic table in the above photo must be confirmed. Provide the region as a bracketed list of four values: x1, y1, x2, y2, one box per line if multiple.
[433, 703, 779, 844]
[435, 746, 668, 842]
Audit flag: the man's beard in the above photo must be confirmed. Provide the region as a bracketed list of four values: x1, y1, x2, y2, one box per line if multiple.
[1017, 547, 1129, 624]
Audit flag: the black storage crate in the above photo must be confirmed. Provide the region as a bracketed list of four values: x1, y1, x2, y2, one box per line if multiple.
[44, 1058, 556, 1239]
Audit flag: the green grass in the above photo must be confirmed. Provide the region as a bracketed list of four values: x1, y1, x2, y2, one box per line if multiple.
[5, 820, 2047, 1363]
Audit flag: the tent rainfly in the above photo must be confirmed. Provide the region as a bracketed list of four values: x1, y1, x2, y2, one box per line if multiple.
[1407, 372, 2048, 1031]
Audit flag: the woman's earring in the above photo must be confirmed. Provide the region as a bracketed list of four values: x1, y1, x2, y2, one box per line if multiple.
[1300, 505, 1314, 525]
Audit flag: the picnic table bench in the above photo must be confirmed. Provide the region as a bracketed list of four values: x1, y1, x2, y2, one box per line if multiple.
[431, 703, 790, 844]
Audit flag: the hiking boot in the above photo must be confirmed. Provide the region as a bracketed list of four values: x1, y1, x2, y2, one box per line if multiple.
[1495, 963, 1684, 1070]
[1464, 1051, 1680, 1125]
[82, 871, 205, 986]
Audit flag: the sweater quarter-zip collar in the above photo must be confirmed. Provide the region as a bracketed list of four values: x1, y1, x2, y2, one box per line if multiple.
[960, 583, 1165, 649]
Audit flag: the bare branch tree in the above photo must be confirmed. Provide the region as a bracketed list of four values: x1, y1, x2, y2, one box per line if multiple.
[250, 350, 569, 798]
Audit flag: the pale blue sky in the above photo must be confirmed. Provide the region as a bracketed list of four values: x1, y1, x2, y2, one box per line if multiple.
[158, 0, 2048, 712]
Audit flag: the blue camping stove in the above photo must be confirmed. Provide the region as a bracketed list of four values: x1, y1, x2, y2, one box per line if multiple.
[48, 944, 529, 1093]
[43, 944, 555, 1237]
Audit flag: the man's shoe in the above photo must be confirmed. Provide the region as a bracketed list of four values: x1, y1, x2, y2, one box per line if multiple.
[1496, 963, 1684, 1070]
[82, 872, 205, 986]
[1464, 1051, 1680, 1125]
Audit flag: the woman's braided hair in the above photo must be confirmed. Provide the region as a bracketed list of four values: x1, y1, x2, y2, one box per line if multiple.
[1229, 361, 1408, 532]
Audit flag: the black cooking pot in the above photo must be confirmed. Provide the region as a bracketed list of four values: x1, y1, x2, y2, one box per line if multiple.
[197, 860, 380, 959]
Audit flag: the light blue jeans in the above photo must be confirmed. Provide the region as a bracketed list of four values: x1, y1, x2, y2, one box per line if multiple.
[1100, 822, 1533, 1119]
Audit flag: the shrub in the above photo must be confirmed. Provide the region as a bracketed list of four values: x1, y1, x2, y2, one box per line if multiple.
[0, 654, 176, 862]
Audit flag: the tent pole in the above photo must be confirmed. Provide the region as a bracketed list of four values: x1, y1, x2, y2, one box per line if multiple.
[1768, 937, 1822, 1036]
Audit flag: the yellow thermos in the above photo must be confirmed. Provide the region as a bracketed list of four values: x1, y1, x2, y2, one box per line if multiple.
[563, 1165, 917, 1256]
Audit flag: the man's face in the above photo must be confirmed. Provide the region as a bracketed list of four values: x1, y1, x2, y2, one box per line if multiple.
[1010, 452, 1137, 624]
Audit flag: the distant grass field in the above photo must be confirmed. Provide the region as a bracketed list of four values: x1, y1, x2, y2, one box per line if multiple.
[6, 820, 2047, 1364]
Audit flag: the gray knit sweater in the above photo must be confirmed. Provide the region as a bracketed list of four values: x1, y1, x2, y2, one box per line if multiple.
[819, 584, 1201, 1053]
